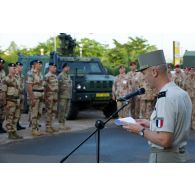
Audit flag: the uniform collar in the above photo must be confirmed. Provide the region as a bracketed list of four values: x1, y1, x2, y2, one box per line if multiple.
[159, 81, 175, 93]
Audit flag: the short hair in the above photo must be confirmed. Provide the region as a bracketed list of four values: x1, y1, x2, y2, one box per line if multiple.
[62, 63, 68, 69]
[119, 64, 125, 69]
[130, 61, 137, 66]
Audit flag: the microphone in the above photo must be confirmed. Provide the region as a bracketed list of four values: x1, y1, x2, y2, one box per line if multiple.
[117, 88, 145, 101]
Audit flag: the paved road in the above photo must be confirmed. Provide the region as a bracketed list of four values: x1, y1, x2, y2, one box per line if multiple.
[0, 124, 195, 163]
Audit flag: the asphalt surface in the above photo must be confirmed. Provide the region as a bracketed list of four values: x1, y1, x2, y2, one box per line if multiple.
[0, 124, 195, 163]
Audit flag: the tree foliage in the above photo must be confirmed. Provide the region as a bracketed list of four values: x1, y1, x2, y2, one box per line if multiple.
[0, 35, 157, 75]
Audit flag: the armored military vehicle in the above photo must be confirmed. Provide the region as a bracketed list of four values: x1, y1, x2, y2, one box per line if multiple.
[50, 51, 116, 119]
[17, 33, 117, 119]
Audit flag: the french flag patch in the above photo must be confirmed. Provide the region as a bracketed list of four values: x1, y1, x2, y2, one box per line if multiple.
[156, 118, 164, 128]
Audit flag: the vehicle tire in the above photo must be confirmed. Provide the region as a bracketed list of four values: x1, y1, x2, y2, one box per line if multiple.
[66, 102, 79, 120]
[103, 100, 118, 118]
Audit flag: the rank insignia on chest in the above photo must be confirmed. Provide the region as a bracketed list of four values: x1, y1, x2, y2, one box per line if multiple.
[156, 118, 164, 128]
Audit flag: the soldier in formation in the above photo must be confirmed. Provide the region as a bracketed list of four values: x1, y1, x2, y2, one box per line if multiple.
[4, 63, 23, 139]
[58, 63, 72, 130]
[15, 62, 26, 130]
[44, 63, 59, 133]
[112, 64, 131, 118]
[27, 60, 45, 136]
[0, 58, 6, 133]
[126, 62, 143, 118]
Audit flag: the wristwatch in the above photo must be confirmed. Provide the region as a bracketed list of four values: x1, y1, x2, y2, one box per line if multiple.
[139, 128, 145, 137]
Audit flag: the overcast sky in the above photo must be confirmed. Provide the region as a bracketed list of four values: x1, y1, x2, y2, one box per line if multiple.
[1, 0, 195, 61]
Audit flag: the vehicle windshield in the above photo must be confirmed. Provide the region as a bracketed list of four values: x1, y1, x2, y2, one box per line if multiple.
[67, 62, 104, 75]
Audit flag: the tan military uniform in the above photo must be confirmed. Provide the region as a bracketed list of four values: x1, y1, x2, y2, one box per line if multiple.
[112, 73, 131, 118]
[0, 69, 6, 125]
[4, 74, 20, 133]
[15, 73, 25, 122]
[27, 69, 44, 133]
[172, 71, 185, 89]
[58, 72, 72, 128]
[139, 74, 156, 119]
[127, 71, 142, 118]
[184, 72, 195, 130]
[44, 72, 58, 132]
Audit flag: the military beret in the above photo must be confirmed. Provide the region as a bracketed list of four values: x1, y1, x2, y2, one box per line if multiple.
[62, 63, 68, 68]
[16, 62, 23, 66]
[0, 58, 5, 64]
[49, 62, 57, 67]
[8, 63, 16, 67]
[137, 50, 166, 72]
[175, 64, 180, 68]
[36, 60, 42, 64]
[118, 64, 125, 69]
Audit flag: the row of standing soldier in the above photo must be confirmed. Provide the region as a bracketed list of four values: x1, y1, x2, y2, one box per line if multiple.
[0, 58, 72, 139]
[112, 62, 195, 130]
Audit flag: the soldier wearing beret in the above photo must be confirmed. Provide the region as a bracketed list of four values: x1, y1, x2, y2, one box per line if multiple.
[0, 58, 6, 133]
[27, 60, 45, 136]
[44, 63, 59, 133]
[15, 62, 26, 130]
[4, 63, 23, 139]
[123, 50, 192, 163]
[58, 63, 72, 131]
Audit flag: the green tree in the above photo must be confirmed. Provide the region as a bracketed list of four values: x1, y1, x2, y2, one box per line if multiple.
[75, 38, 107, 58]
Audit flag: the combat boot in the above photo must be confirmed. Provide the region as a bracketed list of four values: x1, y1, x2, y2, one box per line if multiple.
[51, 127, 59, 133]
[8, 132, 23, 140]
[58, 123, 65, 131]
[13, 131, 23, 139]
[64, 125, 71, 131]
[46, 127, 54, 134]
[32, 130, 43, 137]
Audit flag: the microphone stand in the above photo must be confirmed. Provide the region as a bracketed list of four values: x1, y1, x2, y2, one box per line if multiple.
[60, 99, 130, 163]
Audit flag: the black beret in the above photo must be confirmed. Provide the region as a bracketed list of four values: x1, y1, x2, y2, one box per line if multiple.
[8, 63, 16, 67]
[0, 58, 5, 64]
[16, 62, 23, 66]
[49, 62, 57, 67]
[36, 60, 43, 64]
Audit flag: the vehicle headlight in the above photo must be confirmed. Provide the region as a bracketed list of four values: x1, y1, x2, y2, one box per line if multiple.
[76, 84, 82, 90]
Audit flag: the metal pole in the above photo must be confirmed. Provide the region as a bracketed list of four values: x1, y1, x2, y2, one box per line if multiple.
[97, 128, 100, 163]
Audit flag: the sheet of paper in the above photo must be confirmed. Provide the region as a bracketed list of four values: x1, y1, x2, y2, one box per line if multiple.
[114, 117, 136, 126]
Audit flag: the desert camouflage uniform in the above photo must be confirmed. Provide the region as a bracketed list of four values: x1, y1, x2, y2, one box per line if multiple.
[112, 73, 131, 118]
[27, 69, 44, 131]
[44, 72, 58, 131]
[4, 74, 20, 132]
[0, 69, 6, 126]
[139, 74, 157, 119]
[127, 71, 142, 118]
[172, 71, 185, 89]
[183, 71, 195, 130]
[15, 73, 25, 121]
[58, 72, 72, 125]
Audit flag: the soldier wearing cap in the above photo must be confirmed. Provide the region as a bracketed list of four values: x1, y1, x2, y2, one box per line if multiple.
[44, 63, 59, 133]
[58, 63, 72, 130]
[0, 58, 7, 133]
[112, 64, 131, 118]
[27, 60, 45, 136]
[127, 61, 142, 118]
[15, 62, 26, 130]
[4, 63, 23, 139]
[123, 50, 192, 163]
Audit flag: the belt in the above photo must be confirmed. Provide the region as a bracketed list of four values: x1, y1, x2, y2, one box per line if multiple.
[7, 95, 19, 99]
[150, 146, 186, 154]
[33, 89, 44, 92]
